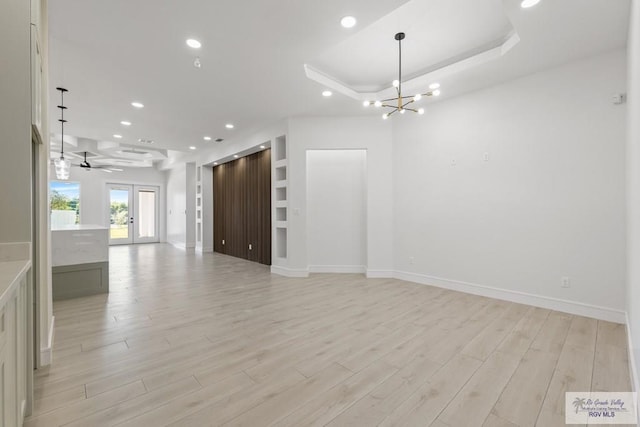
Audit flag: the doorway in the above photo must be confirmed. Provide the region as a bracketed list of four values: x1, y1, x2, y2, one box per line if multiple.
[108, 184, 159, 245]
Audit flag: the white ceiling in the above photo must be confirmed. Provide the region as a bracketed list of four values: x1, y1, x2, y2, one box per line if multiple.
[49, 0, 630, 158]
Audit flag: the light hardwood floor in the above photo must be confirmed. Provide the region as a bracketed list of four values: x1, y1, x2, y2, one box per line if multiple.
[26, 244, 632, 426]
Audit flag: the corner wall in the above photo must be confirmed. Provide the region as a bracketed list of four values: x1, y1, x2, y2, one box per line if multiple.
[627, 0, 640, 397]
[393, 49, 627, 321]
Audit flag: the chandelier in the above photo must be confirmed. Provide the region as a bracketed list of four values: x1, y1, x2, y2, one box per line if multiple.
[363, 32, 441, 119]
[54, 87, 71, 180]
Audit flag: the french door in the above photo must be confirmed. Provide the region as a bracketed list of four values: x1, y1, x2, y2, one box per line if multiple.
[108, 184, 159, 245]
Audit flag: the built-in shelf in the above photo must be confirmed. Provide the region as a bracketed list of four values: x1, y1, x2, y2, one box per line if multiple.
[276, 207, 287, 222]
[275, 135, 287, 161]
[275, 186, 287, 202]
[275, 227, 287, 258]
[273, 135, 288, 263]
[275, 166, 287, 181]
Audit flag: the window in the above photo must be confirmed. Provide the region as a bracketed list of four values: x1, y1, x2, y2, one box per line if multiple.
[50, 181, 80, 226]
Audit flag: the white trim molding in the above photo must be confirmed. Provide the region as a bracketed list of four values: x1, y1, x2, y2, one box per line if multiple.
[394, 271, 626, 324]
[308, 265, 366, 274]
[270, 266, 309, 278]
[366, 269, 394, 279]
[40, 315, 55, 366]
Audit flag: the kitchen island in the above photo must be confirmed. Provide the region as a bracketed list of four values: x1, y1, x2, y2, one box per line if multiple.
[52, 224, 109, 300]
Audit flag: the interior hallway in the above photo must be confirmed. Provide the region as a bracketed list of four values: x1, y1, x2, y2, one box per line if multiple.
[27, 244, 631, 426]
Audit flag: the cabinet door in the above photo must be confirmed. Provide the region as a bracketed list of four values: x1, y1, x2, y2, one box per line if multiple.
[246, 149, 272, 265]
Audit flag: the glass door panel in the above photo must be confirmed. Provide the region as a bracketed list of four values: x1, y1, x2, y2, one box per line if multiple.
[134, 187, 159, 243]
[108, 185, 133, 245]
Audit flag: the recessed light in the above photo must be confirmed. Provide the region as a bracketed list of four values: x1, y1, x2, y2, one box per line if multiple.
[260, 145, 266, 149]
[233, 154, 239, 158]
[186, 39, 201, 49]
[322, 90, 333, 97]
[203, 136, 212, 141]
[131, 102, 144, 108]
[429, 83, 440, 90]
[109, 168, 124, 172]
[189, 146, 196, 150]
[340, 16, 357, 28]
[225, 123, 234, 129]
[520, 0, 540, 8]
[214, 162, 218, 165]
[120, 121, 132, 126]
[113, 134, 123, 139]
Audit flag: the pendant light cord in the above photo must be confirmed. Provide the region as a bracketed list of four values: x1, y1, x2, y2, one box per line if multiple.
[398, 36, 402, 97]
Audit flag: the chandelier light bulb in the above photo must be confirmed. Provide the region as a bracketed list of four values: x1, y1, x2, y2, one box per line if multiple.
[382, 113, 389, 120]
[399, 108, 406, 114]
[374, 100, 382, 108]
[414, 93, 422, 102]
[418, 108, 425, 115]
[363, 100, 370, 107]
[392, 80, 400, 88]
[432, 89, 441, 97]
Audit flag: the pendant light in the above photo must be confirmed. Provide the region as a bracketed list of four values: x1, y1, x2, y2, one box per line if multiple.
[54, 87, 71, 180]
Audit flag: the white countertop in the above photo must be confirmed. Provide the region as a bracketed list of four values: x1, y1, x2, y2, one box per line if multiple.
[0, 260, 31, 308]
[52, 224, 108, 231]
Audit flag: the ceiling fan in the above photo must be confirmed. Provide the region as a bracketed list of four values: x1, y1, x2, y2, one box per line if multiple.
[72, 152, 122, 173]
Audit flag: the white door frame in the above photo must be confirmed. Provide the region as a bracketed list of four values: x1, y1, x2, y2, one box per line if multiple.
[108, 184, 160, 245]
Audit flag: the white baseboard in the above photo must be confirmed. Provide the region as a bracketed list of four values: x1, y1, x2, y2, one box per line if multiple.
[196, 246, 214, 253]
[270, 266, 309, 278]
[308, 265, 366, 274]
[394, 271, 626, 323]
[40, 315, 55, 367]
[168, 241, 186, 249]
[366, 269, 394, 279]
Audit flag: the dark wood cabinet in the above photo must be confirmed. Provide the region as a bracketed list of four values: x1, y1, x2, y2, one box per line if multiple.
[213, 149, 271, 265]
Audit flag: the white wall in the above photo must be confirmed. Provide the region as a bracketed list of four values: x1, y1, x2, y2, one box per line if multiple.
[50, 165, 166, 241]
[307, 150, 367, 272]
[393, 49, 627, 320]
[166, 165, 187, 247]
[0, 0, 31, 243]
[627, 0, 640, 396]
[288, 117, 394, 276]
